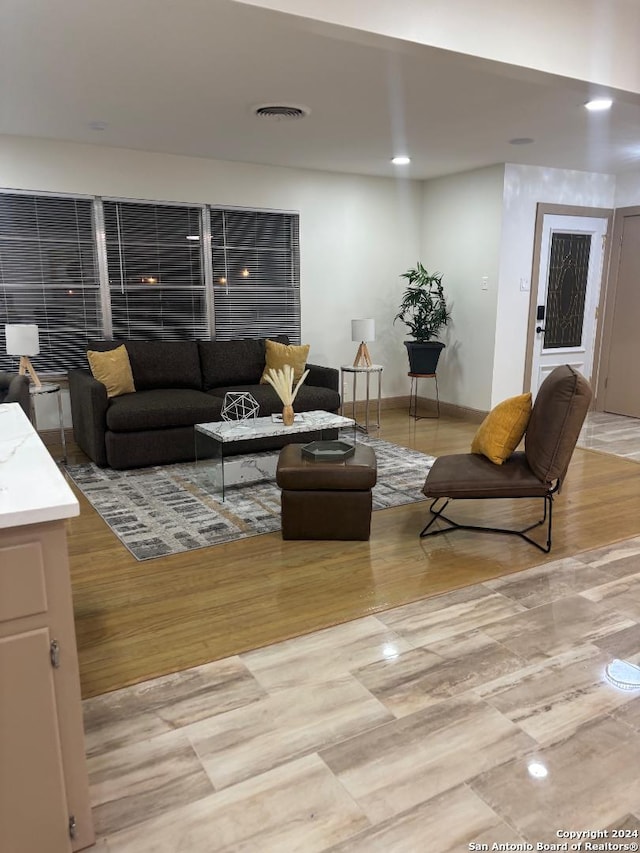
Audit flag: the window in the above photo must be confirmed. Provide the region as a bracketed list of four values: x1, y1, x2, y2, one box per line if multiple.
[103, 200, 207, 340]
[0, 191, 301, 374]
[0, 193, 100, 372]
[211, 208, 300, 342]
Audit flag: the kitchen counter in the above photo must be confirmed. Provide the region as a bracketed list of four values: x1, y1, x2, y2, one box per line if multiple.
[0, 402, 78, 528]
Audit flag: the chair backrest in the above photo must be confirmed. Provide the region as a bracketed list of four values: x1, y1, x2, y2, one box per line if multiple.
[525, 364, 592, 486]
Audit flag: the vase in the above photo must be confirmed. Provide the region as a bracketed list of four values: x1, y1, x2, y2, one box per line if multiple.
[282, 404, 295, 426]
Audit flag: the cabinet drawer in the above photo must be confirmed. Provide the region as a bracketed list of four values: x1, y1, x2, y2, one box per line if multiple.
[0, 541, 48, 622]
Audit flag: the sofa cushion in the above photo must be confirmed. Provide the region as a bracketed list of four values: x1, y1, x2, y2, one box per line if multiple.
[87, 340, 202, 391]
[87, 345, 136, 398]
[106, 389, 222, 432]
[198, 336, 289, 390]
[260, 339, 310, 384]
[207, 383, 340, 417]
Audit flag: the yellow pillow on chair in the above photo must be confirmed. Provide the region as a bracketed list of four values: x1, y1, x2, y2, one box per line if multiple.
[471, 392, 532, 464]
[87, 345, 136, 398]
[260, 339, 310, 384]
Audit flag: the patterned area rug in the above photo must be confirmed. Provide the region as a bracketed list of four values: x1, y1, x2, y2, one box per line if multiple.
[65, 435, 434, 561]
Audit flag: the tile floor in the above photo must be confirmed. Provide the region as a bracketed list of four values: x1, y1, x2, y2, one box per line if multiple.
[578, 410, 640, 461]
[84, 413, 640, 851]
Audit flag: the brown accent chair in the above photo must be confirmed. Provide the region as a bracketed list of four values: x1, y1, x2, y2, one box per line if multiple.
[420, 364, 592, 552]
[0, 371, 30, 417]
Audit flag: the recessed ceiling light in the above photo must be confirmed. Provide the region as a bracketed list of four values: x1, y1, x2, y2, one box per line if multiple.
[585, 98, 613, 112]
[186, 235, 200, 241]
[88, 120, 108, 131]
[391, 156, 411, 165]
[509, 137, 534, 145]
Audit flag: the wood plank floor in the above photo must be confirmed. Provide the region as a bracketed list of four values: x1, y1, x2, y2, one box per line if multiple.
[59, 408, 640, 698]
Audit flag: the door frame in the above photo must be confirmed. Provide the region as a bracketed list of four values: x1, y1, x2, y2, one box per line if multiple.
[524, 203, 613, 405]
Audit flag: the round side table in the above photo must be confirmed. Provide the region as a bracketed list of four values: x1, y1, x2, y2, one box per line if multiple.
[340, 364, 383, 433]
[29, 382, 67, 463]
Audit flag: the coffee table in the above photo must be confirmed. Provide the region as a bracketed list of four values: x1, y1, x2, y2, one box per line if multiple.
[195, 410, 356, 499]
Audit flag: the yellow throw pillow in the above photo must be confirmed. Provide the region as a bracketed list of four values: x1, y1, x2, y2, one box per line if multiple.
[87, 345, 136, 398]
[260, 339, 310, 384]
[471, 392, 532, 464]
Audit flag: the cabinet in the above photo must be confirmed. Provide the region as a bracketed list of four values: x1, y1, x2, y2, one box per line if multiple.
[0, 404, 94, 853]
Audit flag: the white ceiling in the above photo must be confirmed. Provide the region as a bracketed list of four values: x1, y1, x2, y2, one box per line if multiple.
[2, 0, 639, 180]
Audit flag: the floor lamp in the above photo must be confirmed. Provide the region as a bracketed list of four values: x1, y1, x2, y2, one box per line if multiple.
[5, 324, 42, 387]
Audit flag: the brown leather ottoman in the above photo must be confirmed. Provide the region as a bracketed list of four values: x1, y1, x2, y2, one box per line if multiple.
[276, 443, 377, 540]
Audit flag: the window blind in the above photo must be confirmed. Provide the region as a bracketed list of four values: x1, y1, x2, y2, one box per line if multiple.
[0, 193, 301, 370]
[0, 193, 100, 373]
[103, 200, 207, 340]
[210, 208, 300, 342]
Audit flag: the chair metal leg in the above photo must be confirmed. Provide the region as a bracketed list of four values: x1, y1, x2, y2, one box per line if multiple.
[420, 493, 554, 553]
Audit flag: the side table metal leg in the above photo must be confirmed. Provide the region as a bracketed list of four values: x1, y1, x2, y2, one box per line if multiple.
[365, 371, 370, 433]
[57, 390, 67, 464]
[352, 373, 357, 426]
[377, 371, 382, 429]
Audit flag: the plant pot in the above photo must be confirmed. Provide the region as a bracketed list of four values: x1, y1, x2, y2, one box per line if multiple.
[404, 341, 445, 375]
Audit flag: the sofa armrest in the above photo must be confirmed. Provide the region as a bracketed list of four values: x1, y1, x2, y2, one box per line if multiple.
[68, 369, 109, 466]
[306, 363, 339, 392]
[0, 372, 30, 417]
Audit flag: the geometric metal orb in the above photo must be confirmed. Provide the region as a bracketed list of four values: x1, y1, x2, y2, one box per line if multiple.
[221, 391, 260, 422]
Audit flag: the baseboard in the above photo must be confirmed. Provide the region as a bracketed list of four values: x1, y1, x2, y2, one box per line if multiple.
[349, 395, 487, 423]
[37, 426, 73, 446]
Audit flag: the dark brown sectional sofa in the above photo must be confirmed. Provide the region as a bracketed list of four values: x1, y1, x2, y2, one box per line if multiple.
[68, 337, 340, 469]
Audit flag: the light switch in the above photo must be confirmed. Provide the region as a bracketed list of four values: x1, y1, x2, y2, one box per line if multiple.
[481, 276, 488, 290]
[520, 277, 530, 291]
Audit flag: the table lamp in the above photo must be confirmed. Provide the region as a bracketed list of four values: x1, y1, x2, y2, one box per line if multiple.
[351, 318, 375, 368]
[5, 324, 42, 387]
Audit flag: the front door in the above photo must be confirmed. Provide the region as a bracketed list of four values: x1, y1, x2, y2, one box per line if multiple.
[531, 214, 607, 396]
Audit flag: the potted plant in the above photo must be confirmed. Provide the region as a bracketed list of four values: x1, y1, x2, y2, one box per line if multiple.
[394, 262, 451, 374]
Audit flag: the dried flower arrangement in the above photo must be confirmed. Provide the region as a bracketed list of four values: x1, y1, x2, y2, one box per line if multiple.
[263, 364, 310, 425]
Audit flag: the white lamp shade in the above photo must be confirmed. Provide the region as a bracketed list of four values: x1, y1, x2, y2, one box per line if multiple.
[5, 324, 40, 357]
[351, 318, 375, 342]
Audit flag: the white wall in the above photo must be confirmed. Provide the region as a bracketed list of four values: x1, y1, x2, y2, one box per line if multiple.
[0, 135, 423, 427]
[614, 171, 640, 208]
[492, 164, 616, 406]
[235, 0, 640, 95]
[420, 165, 505, 412]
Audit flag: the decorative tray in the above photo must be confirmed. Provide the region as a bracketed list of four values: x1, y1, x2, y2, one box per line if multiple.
[301, 440, 355, 462]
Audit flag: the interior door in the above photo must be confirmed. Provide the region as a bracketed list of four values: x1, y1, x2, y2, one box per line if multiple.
[531, 215, 607, 396]
[602, 213, 640, 417]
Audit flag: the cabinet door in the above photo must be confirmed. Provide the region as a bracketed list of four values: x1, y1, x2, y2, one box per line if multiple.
[0, 628, 72, 853]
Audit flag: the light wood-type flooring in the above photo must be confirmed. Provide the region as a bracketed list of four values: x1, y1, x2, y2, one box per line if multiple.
[59, 407, 640, 699]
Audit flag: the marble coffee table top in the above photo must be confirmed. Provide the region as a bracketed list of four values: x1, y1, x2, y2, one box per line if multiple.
[196, 410, 355, 443]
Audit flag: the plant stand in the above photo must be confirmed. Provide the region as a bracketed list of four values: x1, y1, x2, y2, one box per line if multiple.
[408, 372, 440, 419]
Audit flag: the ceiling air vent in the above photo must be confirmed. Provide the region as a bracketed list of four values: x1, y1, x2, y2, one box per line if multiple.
[253, 104, 309, 121]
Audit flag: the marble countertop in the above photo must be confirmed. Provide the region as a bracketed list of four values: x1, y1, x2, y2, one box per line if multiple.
[0, 403, 79, 528]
